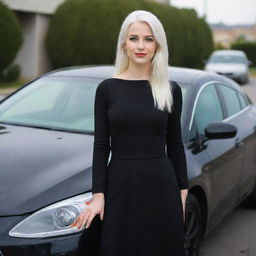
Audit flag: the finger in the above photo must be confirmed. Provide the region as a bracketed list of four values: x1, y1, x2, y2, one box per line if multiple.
[79, 210, 91, 229]
[100, 209, 104, 221]
[77, 210, 89, 229]
[73, 214, 83, 228]
[72, 211, 85, 227]
[85, 213, 95, 229]
[71, 216, 80, 228]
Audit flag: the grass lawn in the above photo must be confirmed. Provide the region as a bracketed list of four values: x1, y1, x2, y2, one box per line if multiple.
[0, 78, 28, 88]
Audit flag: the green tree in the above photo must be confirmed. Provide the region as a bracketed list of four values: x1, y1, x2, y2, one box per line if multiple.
[0, 2, 22, 74]
[46, 0, 213, 69]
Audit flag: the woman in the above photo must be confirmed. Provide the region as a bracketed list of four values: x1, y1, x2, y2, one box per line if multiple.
[75, 9, 189, 255]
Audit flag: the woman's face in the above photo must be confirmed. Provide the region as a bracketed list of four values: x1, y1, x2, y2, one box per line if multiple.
[124, 21, 158, 66]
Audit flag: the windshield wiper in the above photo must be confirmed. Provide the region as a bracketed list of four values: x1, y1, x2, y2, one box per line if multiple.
[0, 121, 56, 130]
[0, 121, 93, 134]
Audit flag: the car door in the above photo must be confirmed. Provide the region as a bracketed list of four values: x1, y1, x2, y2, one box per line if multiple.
[216, 83, 256, 201]
[192, 82, 242, 223]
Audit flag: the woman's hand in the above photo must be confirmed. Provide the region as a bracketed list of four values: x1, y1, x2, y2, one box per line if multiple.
[73, 193, 105, 230]
[180, 189, 188, 222]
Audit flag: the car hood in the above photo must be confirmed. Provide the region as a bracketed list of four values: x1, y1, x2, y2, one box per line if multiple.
[205, 63, 247, 73]
[0, 124, 94, 216]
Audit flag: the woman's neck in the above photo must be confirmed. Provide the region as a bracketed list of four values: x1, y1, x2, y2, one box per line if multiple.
[120, 62, 152, 80]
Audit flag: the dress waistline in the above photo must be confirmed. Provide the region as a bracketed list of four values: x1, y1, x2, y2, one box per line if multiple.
[111, 153, 167, 159]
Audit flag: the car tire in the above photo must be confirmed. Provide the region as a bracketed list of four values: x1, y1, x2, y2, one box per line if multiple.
[184, 193, 203, 256]
[243, 183, 256, 209]
[240, 75, 249, 85]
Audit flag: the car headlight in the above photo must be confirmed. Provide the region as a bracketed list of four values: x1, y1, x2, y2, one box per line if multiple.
[234, 69, 247, 75]
[9, 192, 93, 238]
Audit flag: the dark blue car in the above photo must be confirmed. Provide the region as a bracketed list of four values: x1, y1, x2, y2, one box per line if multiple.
[0, 65, 256, 256]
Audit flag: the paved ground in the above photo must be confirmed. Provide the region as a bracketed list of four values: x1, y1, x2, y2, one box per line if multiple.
[200, 203, 256, 256]
[242, 77, 256, 104]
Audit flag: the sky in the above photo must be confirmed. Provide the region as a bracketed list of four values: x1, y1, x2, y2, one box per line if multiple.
[171, 0, 256, 25]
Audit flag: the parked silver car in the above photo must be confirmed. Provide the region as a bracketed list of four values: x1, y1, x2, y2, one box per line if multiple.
[204, 50, 251, 85]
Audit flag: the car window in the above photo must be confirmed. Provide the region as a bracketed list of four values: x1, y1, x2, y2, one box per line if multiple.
[190, 84, 223, 138]
[218, 84, 241, 117]
[179, 85, 188, 123]
[0, 77, 103, 133]
[209, 54, 247, 64]
[237, 92, 249, 109]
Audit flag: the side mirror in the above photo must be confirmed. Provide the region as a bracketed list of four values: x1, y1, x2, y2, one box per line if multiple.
[203, 60, 208, 65]
[247, 60, 252, 66]
[205, 121, 237, 139]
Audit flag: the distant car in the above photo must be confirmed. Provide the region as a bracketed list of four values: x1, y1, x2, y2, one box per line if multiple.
[0, 65, 256, 256]
[204, 50, 252, 84]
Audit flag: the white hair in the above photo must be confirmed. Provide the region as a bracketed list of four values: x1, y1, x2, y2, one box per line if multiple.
[113, 10, 173, 113]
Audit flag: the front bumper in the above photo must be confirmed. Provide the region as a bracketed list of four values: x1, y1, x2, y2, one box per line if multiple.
[0, 214, 102, 256]
[215, 71, 248, 83]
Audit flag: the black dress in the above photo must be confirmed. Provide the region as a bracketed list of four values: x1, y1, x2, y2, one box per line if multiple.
[91, 78, 189, 256]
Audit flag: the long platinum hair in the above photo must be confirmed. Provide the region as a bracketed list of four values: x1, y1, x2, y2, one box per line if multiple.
[113, 10, 173, 113]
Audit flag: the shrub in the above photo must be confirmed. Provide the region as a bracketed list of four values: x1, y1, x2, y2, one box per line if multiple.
[231, 41, 256, 66]
[0, 2, 22, 72]
[46, 0, 213, 69]
[0, 64, 21, 82]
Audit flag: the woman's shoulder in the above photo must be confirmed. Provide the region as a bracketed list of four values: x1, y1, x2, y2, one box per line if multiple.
[96, 78, 112, 91]
[96, 78, 116, 88]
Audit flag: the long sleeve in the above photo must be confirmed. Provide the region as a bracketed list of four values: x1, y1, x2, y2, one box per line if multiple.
[92, 81, 110, 194]
[166, 81, 189, 190]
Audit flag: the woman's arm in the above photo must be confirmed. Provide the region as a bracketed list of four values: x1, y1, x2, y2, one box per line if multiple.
[166, 82, 189, 219]
[92, 81, 111, 195]
[74, 81, 110, 230]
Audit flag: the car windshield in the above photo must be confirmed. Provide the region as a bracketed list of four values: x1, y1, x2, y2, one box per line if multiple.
[0, 76, 190, 133]
[0, 76, 104, 133]
[209, 54, 246, 64]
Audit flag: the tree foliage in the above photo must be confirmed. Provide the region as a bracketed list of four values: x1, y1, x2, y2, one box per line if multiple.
[46, 0, 213, 69]
[0, 2, 22, 71]
[231, 41, 256, 66]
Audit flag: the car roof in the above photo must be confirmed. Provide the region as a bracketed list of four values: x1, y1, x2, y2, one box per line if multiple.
[46, 64, 239, 89]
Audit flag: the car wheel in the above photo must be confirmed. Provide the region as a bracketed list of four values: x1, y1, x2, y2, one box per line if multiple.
[243, 183, 256, 208]
[240, 75, 249, 85]
[184, 193, 203, 256]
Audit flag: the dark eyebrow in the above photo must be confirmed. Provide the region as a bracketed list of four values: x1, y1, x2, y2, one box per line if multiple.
[128, 34, 154, 37]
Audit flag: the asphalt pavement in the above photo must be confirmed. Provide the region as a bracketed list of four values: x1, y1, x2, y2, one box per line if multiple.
[243, 77, 256, 104]
[200, 203, 256, 256]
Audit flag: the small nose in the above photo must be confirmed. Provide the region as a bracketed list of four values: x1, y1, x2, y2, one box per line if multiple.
[138, 39, 144, 49]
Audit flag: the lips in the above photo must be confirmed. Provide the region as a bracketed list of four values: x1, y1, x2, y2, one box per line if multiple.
[135, 53, 147, 56]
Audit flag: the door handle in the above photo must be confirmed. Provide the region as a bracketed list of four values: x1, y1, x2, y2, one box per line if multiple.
[253, 126, 256, 135]
[235, 138, 244, 148]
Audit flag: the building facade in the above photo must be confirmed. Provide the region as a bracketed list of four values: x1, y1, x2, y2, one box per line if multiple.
[211, 24, 256, 48]
[3, 0, 65, 79]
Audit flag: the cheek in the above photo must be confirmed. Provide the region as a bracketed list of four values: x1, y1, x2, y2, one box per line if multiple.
[125, 41, 135, 50]
[146, 43, 157, 53]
